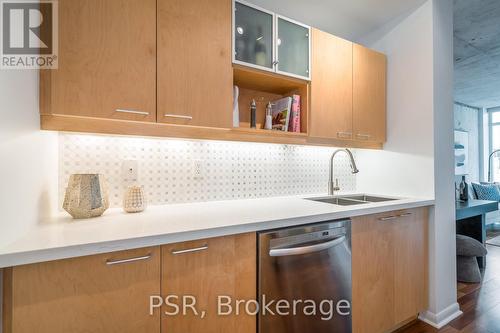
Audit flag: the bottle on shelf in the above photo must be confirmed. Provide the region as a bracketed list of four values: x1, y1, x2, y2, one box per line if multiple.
[264, 102, 273, 130]
[250, 99, 257, 128]
[459, 175, 468, 202]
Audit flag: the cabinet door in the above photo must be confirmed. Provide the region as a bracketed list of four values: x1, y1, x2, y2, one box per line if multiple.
[352, 212, 395, 333]
[310, 29, 353, 139]
[276, 16, 310, 79]
[4, 247, 160, 333]
[40, 0, 156, 122]
[161, 233, 256, 333]
[352, 208, 429, 333]
[353, 44, 387, 142]
[157, 0, 233, 128]
[234, 1, 274, 70]
[394, 208, 429, 323]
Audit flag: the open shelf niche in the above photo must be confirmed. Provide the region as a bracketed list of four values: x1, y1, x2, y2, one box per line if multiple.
[232, 65, 309, 136]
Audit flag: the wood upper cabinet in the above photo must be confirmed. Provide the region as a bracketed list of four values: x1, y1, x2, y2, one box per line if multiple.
[3, 247, 161, 333]
[40, 0, 156, 122]
[157, 0, 233, 128]
[161, 233, 256, 333]
[310, 28, 353, 139]
[353, 44, 387, 143]
[38, 0, 387, 147]
[352, 207, 428, 333]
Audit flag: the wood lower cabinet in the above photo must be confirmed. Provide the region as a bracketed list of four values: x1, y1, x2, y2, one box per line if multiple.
[393, 208, 429, 322]
[161, 233, 256, 333]
[2, 247, 161, 333]
[353, 44, 387, 143]
[157, 0, 233, 128]
[352, 207, 429, 333]
[1, 211, 428, 333]
[351, 211, 395, 333]
[310, 28, 353, 140]
[41, 0, 157, 122]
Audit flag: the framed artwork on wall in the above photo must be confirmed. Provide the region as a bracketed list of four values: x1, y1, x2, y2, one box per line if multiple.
[454, 129, 469, 175]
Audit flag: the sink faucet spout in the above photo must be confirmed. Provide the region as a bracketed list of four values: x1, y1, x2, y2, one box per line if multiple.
[328, 149, 359, 196]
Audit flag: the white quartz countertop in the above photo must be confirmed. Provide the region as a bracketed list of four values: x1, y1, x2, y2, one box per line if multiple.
[0, 194, 434, 268]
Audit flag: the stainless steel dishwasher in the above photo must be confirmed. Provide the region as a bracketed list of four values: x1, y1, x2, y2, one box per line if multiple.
[258, 219, 352, 333]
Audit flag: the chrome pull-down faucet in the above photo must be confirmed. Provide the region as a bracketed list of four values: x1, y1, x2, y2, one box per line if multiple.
[328, 149, 359, 196]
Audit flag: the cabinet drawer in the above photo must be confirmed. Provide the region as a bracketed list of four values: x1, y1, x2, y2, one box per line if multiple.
[161, 233, 256, 333]
[3, 247, 161, 333]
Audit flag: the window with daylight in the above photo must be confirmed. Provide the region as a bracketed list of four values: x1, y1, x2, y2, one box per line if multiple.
[489, 108, 500, 182]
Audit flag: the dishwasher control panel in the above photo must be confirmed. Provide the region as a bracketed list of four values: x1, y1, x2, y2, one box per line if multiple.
[266, 220, 349, 250]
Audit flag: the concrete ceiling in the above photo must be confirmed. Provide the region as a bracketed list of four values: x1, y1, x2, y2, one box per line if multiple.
[454, 0, 500, 108]
[245, 0, 426, 42]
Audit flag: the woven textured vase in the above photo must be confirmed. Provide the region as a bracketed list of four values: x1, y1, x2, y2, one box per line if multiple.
[63, 174, 110, 219]
[123, 185, 147, 213]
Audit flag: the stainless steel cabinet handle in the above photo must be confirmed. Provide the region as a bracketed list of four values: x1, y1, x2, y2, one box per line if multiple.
[164, 114, 193, 120]
[115, 108, 149, 115]
[356, 133, 372, 140]
[337, 132, 353, 139]
[379, 213, 412, 221]
[269, 236, 346, 257]
[171, 244, 208, 255]
[106, 253, 152, 266]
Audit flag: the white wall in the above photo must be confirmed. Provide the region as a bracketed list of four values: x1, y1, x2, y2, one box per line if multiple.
[0, 69, 58, 331]
[357, 0, 460, 328]
[356, 1, 435, 199]
[0, 70, 58, 246]
[0, 268, 2, 333]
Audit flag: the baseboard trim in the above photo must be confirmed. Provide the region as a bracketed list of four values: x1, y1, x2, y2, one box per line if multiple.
[418, 302, 462, 328]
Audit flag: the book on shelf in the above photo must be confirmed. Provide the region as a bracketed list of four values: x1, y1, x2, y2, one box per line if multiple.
[271, 96, 292, 131]
[288, 94, 301, 133]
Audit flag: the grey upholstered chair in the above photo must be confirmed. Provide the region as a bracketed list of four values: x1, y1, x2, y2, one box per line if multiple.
[456, 234, 487, 283]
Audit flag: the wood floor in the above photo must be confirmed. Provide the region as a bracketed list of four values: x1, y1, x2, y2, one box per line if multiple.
[398, 244, 500, 333]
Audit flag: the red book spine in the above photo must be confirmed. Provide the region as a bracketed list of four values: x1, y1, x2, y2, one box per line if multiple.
[289, 95, 301, 132]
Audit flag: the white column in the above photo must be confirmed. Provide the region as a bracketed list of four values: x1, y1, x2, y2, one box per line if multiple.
[419, 0, 462, 327]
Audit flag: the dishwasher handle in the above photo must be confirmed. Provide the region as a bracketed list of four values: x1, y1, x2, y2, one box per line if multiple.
[269, 235, 346, 257]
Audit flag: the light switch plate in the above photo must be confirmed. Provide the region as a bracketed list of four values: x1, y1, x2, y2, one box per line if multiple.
[122, 160, 138, 182]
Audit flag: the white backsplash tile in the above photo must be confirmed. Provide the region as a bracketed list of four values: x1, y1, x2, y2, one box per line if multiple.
[58, 133, 356, 208]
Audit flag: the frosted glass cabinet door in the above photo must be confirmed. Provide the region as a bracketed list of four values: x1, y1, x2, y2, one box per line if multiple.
[234, 2, 273, 70]
[277, 17, 310, 78]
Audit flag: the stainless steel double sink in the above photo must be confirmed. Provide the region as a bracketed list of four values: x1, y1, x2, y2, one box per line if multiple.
[306, 194, 397, 206]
